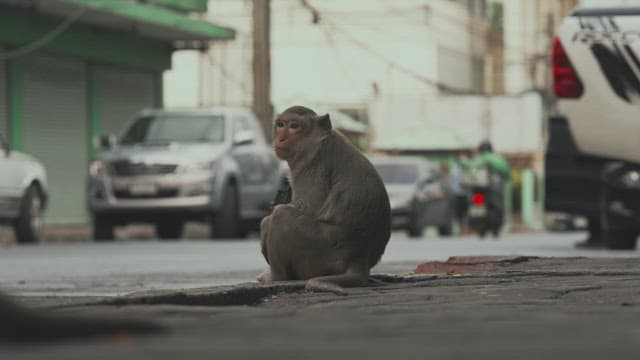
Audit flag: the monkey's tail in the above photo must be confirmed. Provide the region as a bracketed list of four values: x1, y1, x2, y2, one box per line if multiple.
[304, 273, 368, 296]
[305, 279, 348, 296]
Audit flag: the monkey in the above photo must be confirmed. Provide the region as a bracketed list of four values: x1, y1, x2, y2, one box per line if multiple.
[258, 105, 391, 295]
[0, 292, 163, 341]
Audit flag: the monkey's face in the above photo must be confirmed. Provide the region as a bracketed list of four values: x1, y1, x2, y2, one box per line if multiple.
[273, 112, 307, 160]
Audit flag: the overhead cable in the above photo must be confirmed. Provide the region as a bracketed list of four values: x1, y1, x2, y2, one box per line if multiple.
[0, 6, 86, 60]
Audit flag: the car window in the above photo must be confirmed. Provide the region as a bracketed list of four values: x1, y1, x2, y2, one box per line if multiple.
[374, 163, 419, 184]
[233, 116, 253, 135]
[425, 164, 439, 181]
[120, 115, 225, 145]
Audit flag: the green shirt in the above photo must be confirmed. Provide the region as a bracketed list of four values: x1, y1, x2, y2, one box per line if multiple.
[475, 151, 511, 180]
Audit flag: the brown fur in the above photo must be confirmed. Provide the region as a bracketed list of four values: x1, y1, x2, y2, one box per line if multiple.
[259, 106, 391, 295]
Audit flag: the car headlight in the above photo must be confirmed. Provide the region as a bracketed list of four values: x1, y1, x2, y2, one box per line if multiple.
[89, 160, 107, 176]
[389, 194, 413, 210]
[619, 170, 640, 189]
[179, 160, 216, 173]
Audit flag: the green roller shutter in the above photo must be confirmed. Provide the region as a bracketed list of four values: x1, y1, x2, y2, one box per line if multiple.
[98, 66, 157, 137]
[22, 53, 89, 224]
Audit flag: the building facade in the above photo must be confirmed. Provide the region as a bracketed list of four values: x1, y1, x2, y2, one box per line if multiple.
[165, 0, 495, 110]
[503, 0, 580, 97]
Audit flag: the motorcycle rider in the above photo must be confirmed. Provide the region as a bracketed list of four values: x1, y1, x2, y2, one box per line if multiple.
[468, 140, 511, 236]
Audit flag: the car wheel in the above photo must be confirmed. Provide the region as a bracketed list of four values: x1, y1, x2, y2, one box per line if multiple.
[475, 223, 487, 238]
[211, 182, 241, 239]
[491, 227, 501, 238]
[604, 217, 639, 250]
[437, 223, 453, 237]
[407, 209, 424, 238]
[607, 228, 639, 250]
[13, 185, 44, 244]
[156, 220, 184, 240]
[93, 214, 114, 241]
[600, 187, 639, 250]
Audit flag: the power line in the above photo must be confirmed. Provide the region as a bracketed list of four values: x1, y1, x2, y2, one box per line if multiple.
[320, 24, 365, 99]
[205, 52, 251, 96]
[0, 7, 86, 60]
[299, 0, 486, 95]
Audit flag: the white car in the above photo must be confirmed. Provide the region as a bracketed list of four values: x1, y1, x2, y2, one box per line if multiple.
[0, 134, 48, 243]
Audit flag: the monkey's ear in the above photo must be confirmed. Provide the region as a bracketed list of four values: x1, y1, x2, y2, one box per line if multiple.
[314, 113, 332, 132]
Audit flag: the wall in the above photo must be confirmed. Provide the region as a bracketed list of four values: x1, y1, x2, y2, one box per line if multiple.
[369, 92, 544, 154]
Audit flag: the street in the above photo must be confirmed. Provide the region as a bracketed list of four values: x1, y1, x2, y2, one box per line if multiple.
[1, 230, 638, 297]
[1, 234, 640, 359]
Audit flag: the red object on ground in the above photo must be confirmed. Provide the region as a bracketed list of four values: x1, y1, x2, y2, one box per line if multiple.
[413, 256, 537, 276]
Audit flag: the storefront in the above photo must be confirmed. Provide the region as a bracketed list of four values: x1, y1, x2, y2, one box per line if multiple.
[0, 0, 235, 224]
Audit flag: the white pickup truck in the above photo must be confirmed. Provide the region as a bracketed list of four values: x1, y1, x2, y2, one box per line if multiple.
[545, 2, 640, 249]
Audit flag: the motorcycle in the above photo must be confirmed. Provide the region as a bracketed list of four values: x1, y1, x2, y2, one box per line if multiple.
[464, 167, 505, 238]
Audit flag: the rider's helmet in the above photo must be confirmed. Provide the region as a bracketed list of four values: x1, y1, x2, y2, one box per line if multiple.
[478, 140, 493, 152]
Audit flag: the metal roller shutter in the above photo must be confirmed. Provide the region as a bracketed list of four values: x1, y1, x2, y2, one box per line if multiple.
[0, 49, 7, 136]
[22, 53, 88, 224]
[98, 66, 156, 136]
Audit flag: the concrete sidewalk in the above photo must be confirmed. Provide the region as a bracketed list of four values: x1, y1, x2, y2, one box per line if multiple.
[2, 256, 640, 359]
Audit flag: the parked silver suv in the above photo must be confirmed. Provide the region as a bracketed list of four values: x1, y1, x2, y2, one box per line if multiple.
[0, 134, 48, 243]
[87, 108, 285, 240]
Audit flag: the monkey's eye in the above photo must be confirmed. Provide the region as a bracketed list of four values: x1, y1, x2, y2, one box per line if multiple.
[289, 122, 300, 130]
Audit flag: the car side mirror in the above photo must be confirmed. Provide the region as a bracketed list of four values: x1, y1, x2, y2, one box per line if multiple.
[233, 130, 255, 146]
[0, 134, 10, 156]
[99, 134, 116, 150]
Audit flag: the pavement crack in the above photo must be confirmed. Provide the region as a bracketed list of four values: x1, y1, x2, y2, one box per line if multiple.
[550, 285, 603, 299]
[100, 283, 307, 307]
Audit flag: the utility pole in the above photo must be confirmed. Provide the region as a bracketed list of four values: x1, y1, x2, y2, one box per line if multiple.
[253, 0, 272, 139]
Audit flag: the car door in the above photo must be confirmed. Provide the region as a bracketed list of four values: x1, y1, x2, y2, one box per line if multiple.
[420, 163, 449, 226]
[0, 135, 27, 217]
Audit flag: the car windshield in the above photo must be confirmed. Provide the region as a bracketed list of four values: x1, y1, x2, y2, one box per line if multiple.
[374, 163, 419, 184]
[120, 114, 225, 145]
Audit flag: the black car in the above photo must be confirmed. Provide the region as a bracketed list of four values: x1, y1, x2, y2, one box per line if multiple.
[370, 155, 455, 238]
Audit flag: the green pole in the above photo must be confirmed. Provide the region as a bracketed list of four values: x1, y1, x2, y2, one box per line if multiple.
[521, 169, 537, 229]
[8, 59, 22, 150]
[155, 72, 164, 108]
[503, 181, 512, 233]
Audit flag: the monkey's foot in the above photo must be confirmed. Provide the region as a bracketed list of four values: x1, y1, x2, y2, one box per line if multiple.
[257, 269, 273, 283]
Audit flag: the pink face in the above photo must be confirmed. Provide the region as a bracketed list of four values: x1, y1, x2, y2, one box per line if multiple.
[273, 112, 305, 160]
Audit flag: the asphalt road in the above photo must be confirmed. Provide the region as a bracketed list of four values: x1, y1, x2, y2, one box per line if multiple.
[1, 230, 639, 297]
[2, 255, 640, 359]
[2, 231, 640, 359]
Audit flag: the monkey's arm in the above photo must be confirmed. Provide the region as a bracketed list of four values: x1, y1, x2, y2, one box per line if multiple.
[316, 187, 347, 223]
